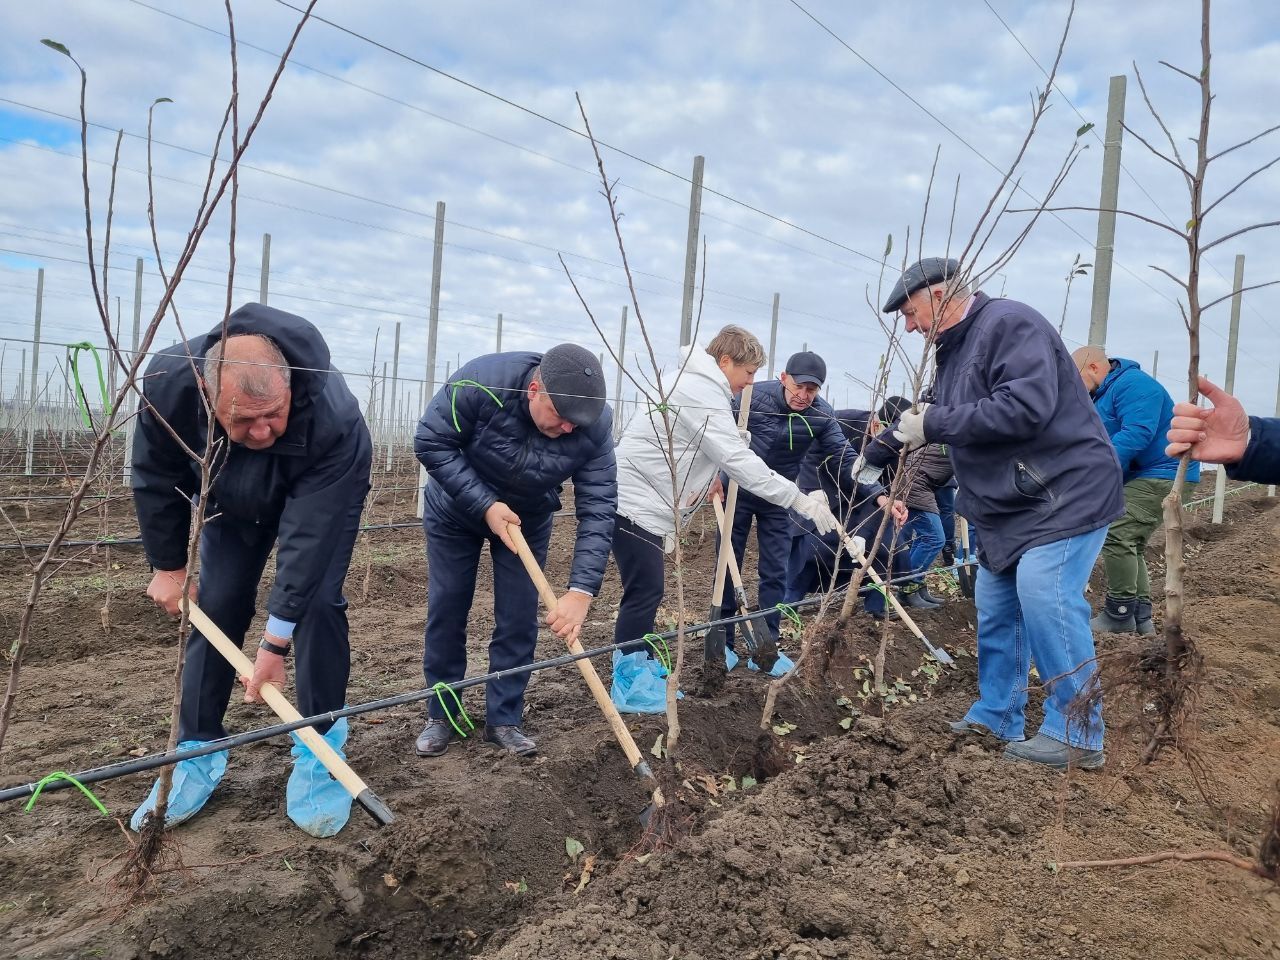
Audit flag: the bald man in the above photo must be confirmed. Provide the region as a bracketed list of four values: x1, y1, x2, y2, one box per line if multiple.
[1074, 346, 1198, 634]
[130, 304, 372, 837]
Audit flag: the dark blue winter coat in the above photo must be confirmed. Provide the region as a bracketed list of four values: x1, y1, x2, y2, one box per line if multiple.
[732, 381, 859, 496]
[1091, 358, 1200, 484]
[131, 303, 373, 624]
[414, 352, 617, 595]
[796, 408, 902, 493]
[1228, 416, 1280, 484]
[923, 293, 1124, 574]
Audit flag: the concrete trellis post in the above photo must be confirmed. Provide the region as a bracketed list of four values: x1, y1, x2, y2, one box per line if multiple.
[24, 269, 43, 477]
[1211, 254, 1245, 524]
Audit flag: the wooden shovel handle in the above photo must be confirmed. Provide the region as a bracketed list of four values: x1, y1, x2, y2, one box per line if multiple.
[504, 524, 653, 780]
[843, 540, 929, 643]
[186, 602, 393, 826]
[711, 495, 749, 595]
[710, 381, 754, 599]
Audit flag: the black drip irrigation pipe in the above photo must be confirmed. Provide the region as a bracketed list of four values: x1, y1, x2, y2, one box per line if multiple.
[0, 559, 978, 807]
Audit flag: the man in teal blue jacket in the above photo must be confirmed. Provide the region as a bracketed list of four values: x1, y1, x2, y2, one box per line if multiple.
[1074, 347, 1199, 634]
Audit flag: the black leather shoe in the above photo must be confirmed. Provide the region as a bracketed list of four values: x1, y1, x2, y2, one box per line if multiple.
[484, 724, 537, 756]
[414, 718, 454, 757]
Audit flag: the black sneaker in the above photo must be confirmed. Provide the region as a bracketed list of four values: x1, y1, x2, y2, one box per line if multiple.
[415, 718, 455, 758]
[484, 724, 537, 756]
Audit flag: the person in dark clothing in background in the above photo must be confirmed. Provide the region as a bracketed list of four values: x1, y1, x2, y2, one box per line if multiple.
[130, 304, 373, 837]
[898, 442, 955, 609]
[885, 257, 1124, 771]
[784, 397, 908, 617]
[718, 351, 882, 646]
[1074, 346, 1199, 635]
[413, 345, 617, 759]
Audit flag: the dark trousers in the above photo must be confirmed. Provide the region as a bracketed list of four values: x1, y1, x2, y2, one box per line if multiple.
[936, 485, 957, 551]
[422, 498, 553, 727]
[784, 525, 817, 604]
[611, 514, 667, 649]
[178, 501, 362, 742]
[716, 494, 792, 643]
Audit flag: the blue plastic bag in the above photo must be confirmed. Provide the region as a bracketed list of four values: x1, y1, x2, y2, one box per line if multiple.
[610, 650, 683, 714]
[726, 646, 795, 677]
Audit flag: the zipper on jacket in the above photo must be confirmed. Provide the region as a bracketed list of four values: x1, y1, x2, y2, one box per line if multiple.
[1016, 460, 1055, 503]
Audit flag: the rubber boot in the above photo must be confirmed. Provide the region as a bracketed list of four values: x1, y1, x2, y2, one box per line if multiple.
[1135, 598, 1156, 636]
[287, 716, 352, 838]
[918, 585, 947, 606]
[131, 741, 228, 831]
[1090, 595, 1137, 633]
[899, 582, 942, 610]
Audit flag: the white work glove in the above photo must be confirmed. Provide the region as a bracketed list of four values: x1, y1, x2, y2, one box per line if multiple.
[843, 535, 867, 562]
[793, 489, 839, 536]
[739, 428, 751, 444]
[892, 404, 930, 451]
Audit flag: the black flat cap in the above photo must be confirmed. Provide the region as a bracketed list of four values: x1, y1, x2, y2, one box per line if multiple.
[882, 257, 961, 313]
[540, 343, 606, 426]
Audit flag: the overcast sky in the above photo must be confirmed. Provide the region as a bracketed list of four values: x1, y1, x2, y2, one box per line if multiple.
[1, 0, 1278, 429]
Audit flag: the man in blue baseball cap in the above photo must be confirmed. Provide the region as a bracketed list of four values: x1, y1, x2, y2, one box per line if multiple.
[884, 259, 1123, 771]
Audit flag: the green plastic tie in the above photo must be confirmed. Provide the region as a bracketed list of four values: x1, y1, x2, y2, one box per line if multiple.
[67, 342, 112, 429]
[774, 603, 804, 628]
[642, 633, 672, 672]
[430, 682, 476, 738]
[24, 771, 109, 817]
[449, 379, 504, 432]
[786, 412, 815, 450]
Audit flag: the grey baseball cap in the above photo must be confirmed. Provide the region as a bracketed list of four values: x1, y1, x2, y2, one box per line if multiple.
[882, 257, 961, 313]
[539, 343, 606, 426]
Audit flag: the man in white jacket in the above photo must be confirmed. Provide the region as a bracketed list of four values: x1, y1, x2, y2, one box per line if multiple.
[610, 325, 840, 652]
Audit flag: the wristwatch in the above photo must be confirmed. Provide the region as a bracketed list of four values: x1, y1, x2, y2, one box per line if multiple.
[258, 637, 290, 657]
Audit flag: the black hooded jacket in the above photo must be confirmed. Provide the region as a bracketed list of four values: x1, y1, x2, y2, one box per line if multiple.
[130, 303, 373, 624]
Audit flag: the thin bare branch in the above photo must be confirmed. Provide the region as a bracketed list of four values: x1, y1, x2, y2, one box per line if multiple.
[1132, 61, 1194, 191]
[1202, 154, 1280, 218]
[1157, 59, 1202, 84]
[1007, 205, 1187, 239]
[1210, 121, 1280, 162]
[1200, 279, 1280, 313]
[1202, 220, 1280, 253]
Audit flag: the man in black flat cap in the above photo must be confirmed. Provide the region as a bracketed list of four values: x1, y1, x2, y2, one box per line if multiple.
[412, 344, 617, 758]
[883, 259, 1122, 771]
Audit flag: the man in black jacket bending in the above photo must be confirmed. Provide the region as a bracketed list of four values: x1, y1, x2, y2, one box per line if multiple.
[413, 345, 617, 759]
[884, 258, 1123, 770]
[130, 303, 372, 837]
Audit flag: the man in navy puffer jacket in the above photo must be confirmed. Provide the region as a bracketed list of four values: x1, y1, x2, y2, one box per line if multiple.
[1074, 347, 1199, 635]
[885, 258, 1124, 771]
[718, 352, 885, 646]
[413, 346, 617, 758]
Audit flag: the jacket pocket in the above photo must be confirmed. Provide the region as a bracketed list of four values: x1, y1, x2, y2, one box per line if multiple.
[1013, 459, 1055, 504]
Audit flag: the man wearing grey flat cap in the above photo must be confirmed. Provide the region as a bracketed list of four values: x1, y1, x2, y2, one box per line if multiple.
[883, 258, 1123, 771]
[413, 344, 617, 758]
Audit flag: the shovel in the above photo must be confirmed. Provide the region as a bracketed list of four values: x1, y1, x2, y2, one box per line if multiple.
[842, 537, 955, 667]
[956, 516, 977, 599]
[705, 381, 756, 665]
[505, 524, 664, 825]
[711, 494, 779, 671]
[187, 602, 394, 827]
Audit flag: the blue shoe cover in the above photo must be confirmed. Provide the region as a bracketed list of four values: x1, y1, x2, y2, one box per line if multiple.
[130, 740, 228, 832]
[725, 647, 741, 671]
[610, 650, 682, 714]
[287, 716, 352, 838]
[747, 651, 796, 678]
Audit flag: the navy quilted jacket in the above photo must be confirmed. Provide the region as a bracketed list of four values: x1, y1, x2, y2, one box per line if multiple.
[414, 352, 618, 594]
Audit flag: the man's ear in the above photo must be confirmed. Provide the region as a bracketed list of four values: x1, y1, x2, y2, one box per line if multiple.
[527, 378, 540, 400]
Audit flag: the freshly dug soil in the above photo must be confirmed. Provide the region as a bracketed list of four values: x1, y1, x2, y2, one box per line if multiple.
[1, 457, 1278, 960]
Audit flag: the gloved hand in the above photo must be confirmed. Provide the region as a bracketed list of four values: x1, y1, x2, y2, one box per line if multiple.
[892, 404, 930, 451]
[739, 428, 752, 445]
[843, 535, 867, 562]
[793, 489, 839, 536]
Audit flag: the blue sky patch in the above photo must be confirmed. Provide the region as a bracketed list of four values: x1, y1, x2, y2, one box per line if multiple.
[0, 108, 76, 148]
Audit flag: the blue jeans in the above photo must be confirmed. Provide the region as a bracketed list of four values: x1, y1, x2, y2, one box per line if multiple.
[717, 493, 792, 643]
[965, 525, 1108, 750]
[902, 510, 945, 583]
